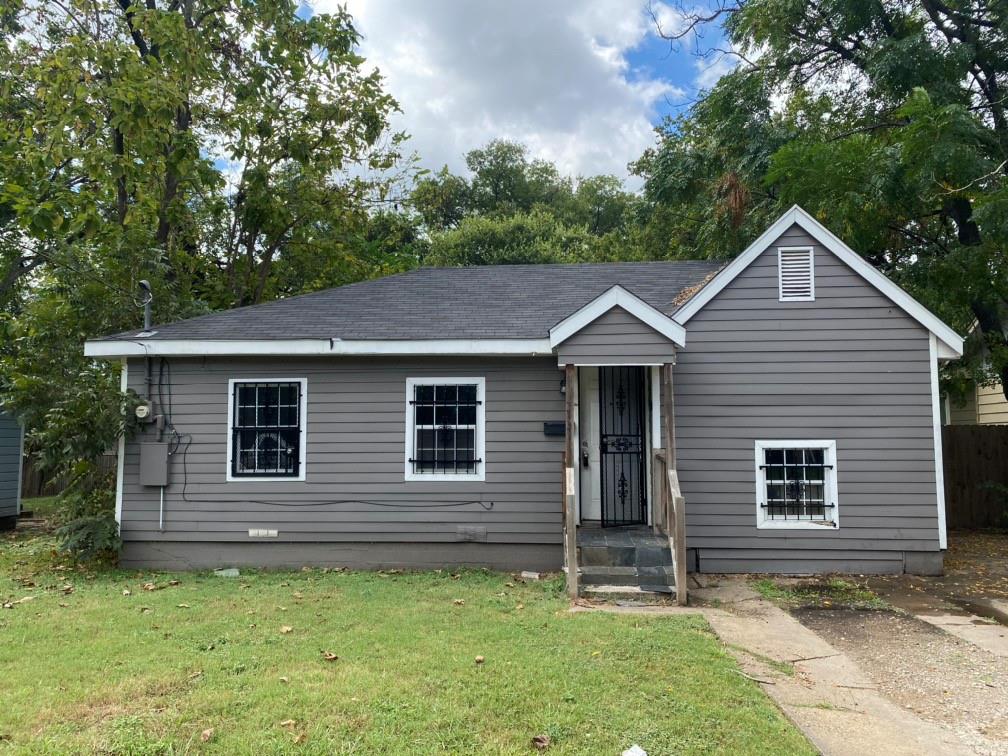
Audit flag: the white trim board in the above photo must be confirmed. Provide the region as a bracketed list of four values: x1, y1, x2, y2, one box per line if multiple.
[115, 358, 127, 526]
[404, 377, 486, 482]
[754, 439, 840, 530]
[226, 377, 308, 483]
[549, 285, 687, 348]
[85, 338, 554, 358]
[929, 334, 949, 550]
[674, 205, 964, 358]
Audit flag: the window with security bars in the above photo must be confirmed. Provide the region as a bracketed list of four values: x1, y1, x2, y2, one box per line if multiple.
[407, 380, 484, 478]
[230, 381, 303, 477]
[756, 441, 838, 527]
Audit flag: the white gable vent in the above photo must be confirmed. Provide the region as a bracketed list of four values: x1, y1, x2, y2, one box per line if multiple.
[777, 247, 815, 301]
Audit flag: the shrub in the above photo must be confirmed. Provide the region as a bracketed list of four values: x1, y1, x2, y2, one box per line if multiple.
[54, 459, 119, 562]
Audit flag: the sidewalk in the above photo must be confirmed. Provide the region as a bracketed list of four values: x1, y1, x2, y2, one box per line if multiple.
[577, 576, 973, 755]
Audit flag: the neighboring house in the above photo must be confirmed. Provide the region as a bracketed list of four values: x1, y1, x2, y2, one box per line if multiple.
[0, 411, 24, 530]
[944, 381, 1008, 425]
[84, 206, 964, 583]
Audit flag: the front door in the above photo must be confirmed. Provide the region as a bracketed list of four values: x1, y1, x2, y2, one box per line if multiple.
[598, 366, 647, 526]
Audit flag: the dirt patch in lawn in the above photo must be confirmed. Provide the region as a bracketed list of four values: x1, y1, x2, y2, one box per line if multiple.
[794, 608, 1008, 755]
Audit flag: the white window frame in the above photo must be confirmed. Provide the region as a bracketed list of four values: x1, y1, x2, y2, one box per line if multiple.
[754, 439, 839, 529]
[226, 377, 308, 482]
[405, 377, 486, 482]
[777, 246, 815, 302]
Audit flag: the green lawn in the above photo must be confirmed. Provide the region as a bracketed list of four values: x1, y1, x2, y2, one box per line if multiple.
[1, 523, 812, 754]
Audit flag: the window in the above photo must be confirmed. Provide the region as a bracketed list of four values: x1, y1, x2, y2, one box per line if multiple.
[405, 377, 485, 481]
[778, 247, 815, 301]
[755, 440, 838, 528]
[227, 379, 307, 480]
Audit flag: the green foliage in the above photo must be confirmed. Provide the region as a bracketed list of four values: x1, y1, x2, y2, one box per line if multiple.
[0, 0, 412, 517]
[55, 513, 121, 563]
[426, 210, 594, 266]
[636, 0, 1008, 394]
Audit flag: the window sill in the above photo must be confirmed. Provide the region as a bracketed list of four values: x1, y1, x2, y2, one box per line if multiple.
[226, 474, 306, 483]
[757, 520, 838, 530]
[405, 472, 485, 483]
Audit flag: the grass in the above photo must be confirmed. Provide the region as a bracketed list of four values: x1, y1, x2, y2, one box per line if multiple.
[0, 526, 813, 755]
[18, 495, 61, 520]
[752, 577, 889, 610]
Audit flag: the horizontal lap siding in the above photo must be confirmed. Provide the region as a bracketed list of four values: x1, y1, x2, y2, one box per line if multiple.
[121, 357, 565, 547]
[675, 224, 940, 572]
[0, 413, 21, 517]
[977, 383, 1008, 424]
[556, 306, 675, 365]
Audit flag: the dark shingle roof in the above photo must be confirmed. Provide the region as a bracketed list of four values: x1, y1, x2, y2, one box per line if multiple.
[104, 261, 723, 341]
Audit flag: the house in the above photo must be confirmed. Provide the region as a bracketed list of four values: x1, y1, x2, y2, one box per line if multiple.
[945, 381, 1008, 426]
[0, 411, 24, 531]
[84, 206, 963, 592]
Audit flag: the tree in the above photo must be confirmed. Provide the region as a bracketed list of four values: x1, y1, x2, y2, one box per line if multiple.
[0, 0, 407, 540]
[425, 210, 594, 266]
[643, 0, 1008, 392]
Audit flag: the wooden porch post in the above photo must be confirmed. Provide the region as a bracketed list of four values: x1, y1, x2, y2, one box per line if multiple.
[660, 360, 688, 605]
[564, 363, 579, 599]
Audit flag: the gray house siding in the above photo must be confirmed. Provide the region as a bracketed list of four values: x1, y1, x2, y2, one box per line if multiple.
[674, 223, 941, 574]
[119, 356, 566, 570]
[0, 412, 23, 529]
[556, 306, 676, 365]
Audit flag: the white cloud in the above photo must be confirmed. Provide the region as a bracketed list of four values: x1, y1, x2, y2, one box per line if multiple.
[311, 1, 685, 184]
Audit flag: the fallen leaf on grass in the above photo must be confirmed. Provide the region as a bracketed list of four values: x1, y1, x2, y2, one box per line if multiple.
[453, 599, 465, 606]
[321, 651, 339, 662]
[122, 588, 131, 596]
[279, 676, 289, 683]
[516, 603, 524, 611]
[504, 582, 515, 588]
[279, 719, 297, 728]
[188, 670, 203, 680]
[292, 591, 303, 599]
[532, 734, 551, 750]
[475, 655, 485, 665]
[280, 626, 293, 634]
[3, 596, 35, 608]
[200, 728, 214, 742]
[293, 732, 307, 744]
[177, 603, 190, 609]
[61, 584, 73, 595]
[142, 583, 157, 591]
[168, 580, 180, 587]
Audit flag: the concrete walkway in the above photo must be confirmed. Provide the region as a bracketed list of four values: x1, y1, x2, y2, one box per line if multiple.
[576, 576, 973, 755]
[868, 581, 1008, 659]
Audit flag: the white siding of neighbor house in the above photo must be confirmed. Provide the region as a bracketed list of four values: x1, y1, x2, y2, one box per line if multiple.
[977, 383, 1008, 424]
[674, 223, 941, 574]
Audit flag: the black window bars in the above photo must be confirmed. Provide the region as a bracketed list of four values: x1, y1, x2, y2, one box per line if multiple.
[231, 381, 302, 477]
[759, 447, 834, 522]
[408, 383, 482, 475]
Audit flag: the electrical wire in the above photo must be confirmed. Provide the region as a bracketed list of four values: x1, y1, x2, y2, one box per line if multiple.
[161, 360, 494, 511]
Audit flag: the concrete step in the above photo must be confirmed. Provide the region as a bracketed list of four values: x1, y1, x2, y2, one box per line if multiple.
[580, 565, 638, 586]
[577, 544, 674, 569]
[580, 584, 678, 601]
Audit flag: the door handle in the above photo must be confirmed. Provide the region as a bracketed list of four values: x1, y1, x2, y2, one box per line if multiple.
[580, 441, 590, 468]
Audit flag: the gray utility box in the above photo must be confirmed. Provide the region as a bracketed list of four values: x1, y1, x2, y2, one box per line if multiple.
[139, 442, 170, 487]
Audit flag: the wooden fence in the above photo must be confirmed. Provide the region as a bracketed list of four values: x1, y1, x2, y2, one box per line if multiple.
[20, 454, 117, 499]
[943, 425, 1008, 529]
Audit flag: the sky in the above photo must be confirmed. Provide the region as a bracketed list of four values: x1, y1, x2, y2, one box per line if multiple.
[307, 1, 734, 188]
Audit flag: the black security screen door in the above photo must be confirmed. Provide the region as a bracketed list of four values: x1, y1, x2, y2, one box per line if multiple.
[599, 366, 647, 526]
